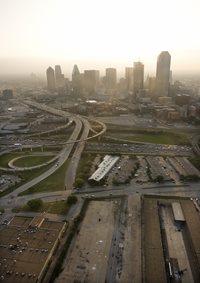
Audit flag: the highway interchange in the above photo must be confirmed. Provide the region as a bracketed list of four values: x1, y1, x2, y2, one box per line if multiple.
[0, 100, 106, 212]
[0, 99, 200, 219]
[0, 100, 200, 283]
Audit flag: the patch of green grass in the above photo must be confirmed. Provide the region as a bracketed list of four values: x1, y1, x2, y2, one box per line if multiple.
[0, 153, 27, 168]
[75, 153, 94, 177]
[74, 153, 95, 187]
[13, 155, 54, 167]
[19, 160, 69, 195]
[143, 194, 189, 200]
[108, 131, 189, 145]
[0, 163, 53, 198]
[0, 149, 61, 168]
[13, 200, 71, 215]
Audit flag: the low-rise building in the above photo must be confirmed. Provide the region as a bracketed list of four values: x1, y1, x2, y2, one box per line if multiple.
[0, 216, 67, 283]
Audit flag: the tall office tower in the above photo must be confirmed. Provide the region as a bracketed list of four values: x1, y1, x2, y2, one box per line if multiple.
[84, 70, 100, 95]
[133, 62, 144, 96]
[55, 65, 62, 80]
[72, 65, 80, 79]
[55, 65, 65, 89]
[148, 77, 156, 96]
[105, 68, 117, 91]
[72, 64, 81, 96]
[46, 66, 56, 91]
[156, 51, 171, 97]
[125, 67, 133, 91]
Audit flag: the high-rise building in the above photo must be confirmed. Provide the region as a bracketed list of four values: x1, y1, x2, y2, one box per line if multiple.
[156, 51, 171, 97]
[55, 65, 65, 89]
[55, 65, 62, 80]
[72, 65, 82, 96]
[148, 76, 156, 96]
[72, 65, 80, 79]
[133, 62, 144, 96]
[105, 68, 117, 91]
[84, 70, 100, 95]
[46, 67, 56, 91]
[125, 67, 133, 92]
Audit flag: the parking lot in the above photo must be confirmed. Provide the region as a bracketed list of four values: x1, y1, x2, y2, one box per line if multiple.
[86, 153, 200, 189]
[106, 155, 138, 185]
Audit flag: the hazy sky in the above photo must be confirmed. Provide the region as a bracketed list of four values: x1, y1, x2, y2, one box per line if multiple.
[1, 0, 200, 76]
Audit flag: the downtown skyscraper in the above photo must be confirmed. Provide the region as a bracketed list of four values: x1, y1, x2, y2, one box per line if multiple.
[105, 68, 117, 91]
[46, 66, 56, 91]
[156, 51, 171, 97]
[133, 62, 144, 96]
[72, 64, 82, 96]
[55, 65, 65, 89]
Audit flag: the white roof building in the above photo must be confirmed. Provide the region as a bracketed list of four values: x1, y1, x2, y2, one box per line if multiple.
[89, 155, 119, 182]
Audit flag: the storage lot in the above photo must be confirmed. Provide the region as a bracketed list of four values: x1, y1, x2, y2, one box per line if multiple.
[143, 197, 200, 283]
[160, 204, 194, 283]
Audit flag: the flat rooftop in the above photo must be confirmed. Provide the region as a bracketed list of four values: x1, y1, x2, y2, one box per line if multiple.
[172, 202, 185, 222]
[0, 216, 66, 283]
[89, 155, 119, 182]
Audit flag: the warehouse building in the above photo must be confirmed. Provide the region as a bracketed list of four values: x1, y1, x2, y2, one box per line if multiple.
[89, 155, 119, 182]
[0, 216, 67, 283]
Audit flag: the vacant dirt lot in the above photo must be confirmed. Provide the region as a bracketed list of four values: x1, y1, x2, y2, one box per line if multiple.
[55, 200, 115, 283]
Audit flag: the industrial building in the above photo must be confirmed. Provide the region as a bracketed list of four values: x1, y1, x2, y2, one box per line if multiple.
[89, 155, 119, 182]
[172, 202, 185, 222]
[0, 216, 67, 283]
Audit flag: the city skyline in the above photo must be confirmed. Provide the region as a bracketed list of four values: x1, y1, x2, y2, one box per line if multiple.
[0, 0, 200, 76]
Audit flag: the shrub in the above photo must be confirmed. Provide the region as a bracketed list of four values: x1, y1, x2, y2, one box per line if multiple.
[66, 195, 77, 205]
[27, 199, 43, 210]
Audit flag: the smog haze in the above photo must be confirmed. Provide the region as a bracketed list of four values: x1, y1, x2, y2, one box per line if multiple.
[1, 0, 200, 76]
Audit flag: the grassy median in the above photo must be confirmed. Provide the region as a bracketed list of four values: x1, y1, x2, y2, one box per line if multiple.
[13, 155, 54, 167]
[19, 160, 70, 196]
[106, 129, 189, 145]
[0, 163, 53, 198]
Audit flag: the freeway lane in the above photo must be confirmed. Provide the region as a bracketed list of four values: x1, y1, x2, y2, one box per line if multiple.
[0, 100, 106, 206]
[85, 142, 193, 157]
[65, 118, 90, 190]
[0, 117, 83, 199]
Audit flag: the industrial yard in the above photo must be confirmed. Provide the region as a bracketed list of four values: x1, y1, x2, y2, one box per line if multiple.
[143, 196, 200, 283]
[51, 195, 200, 283]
